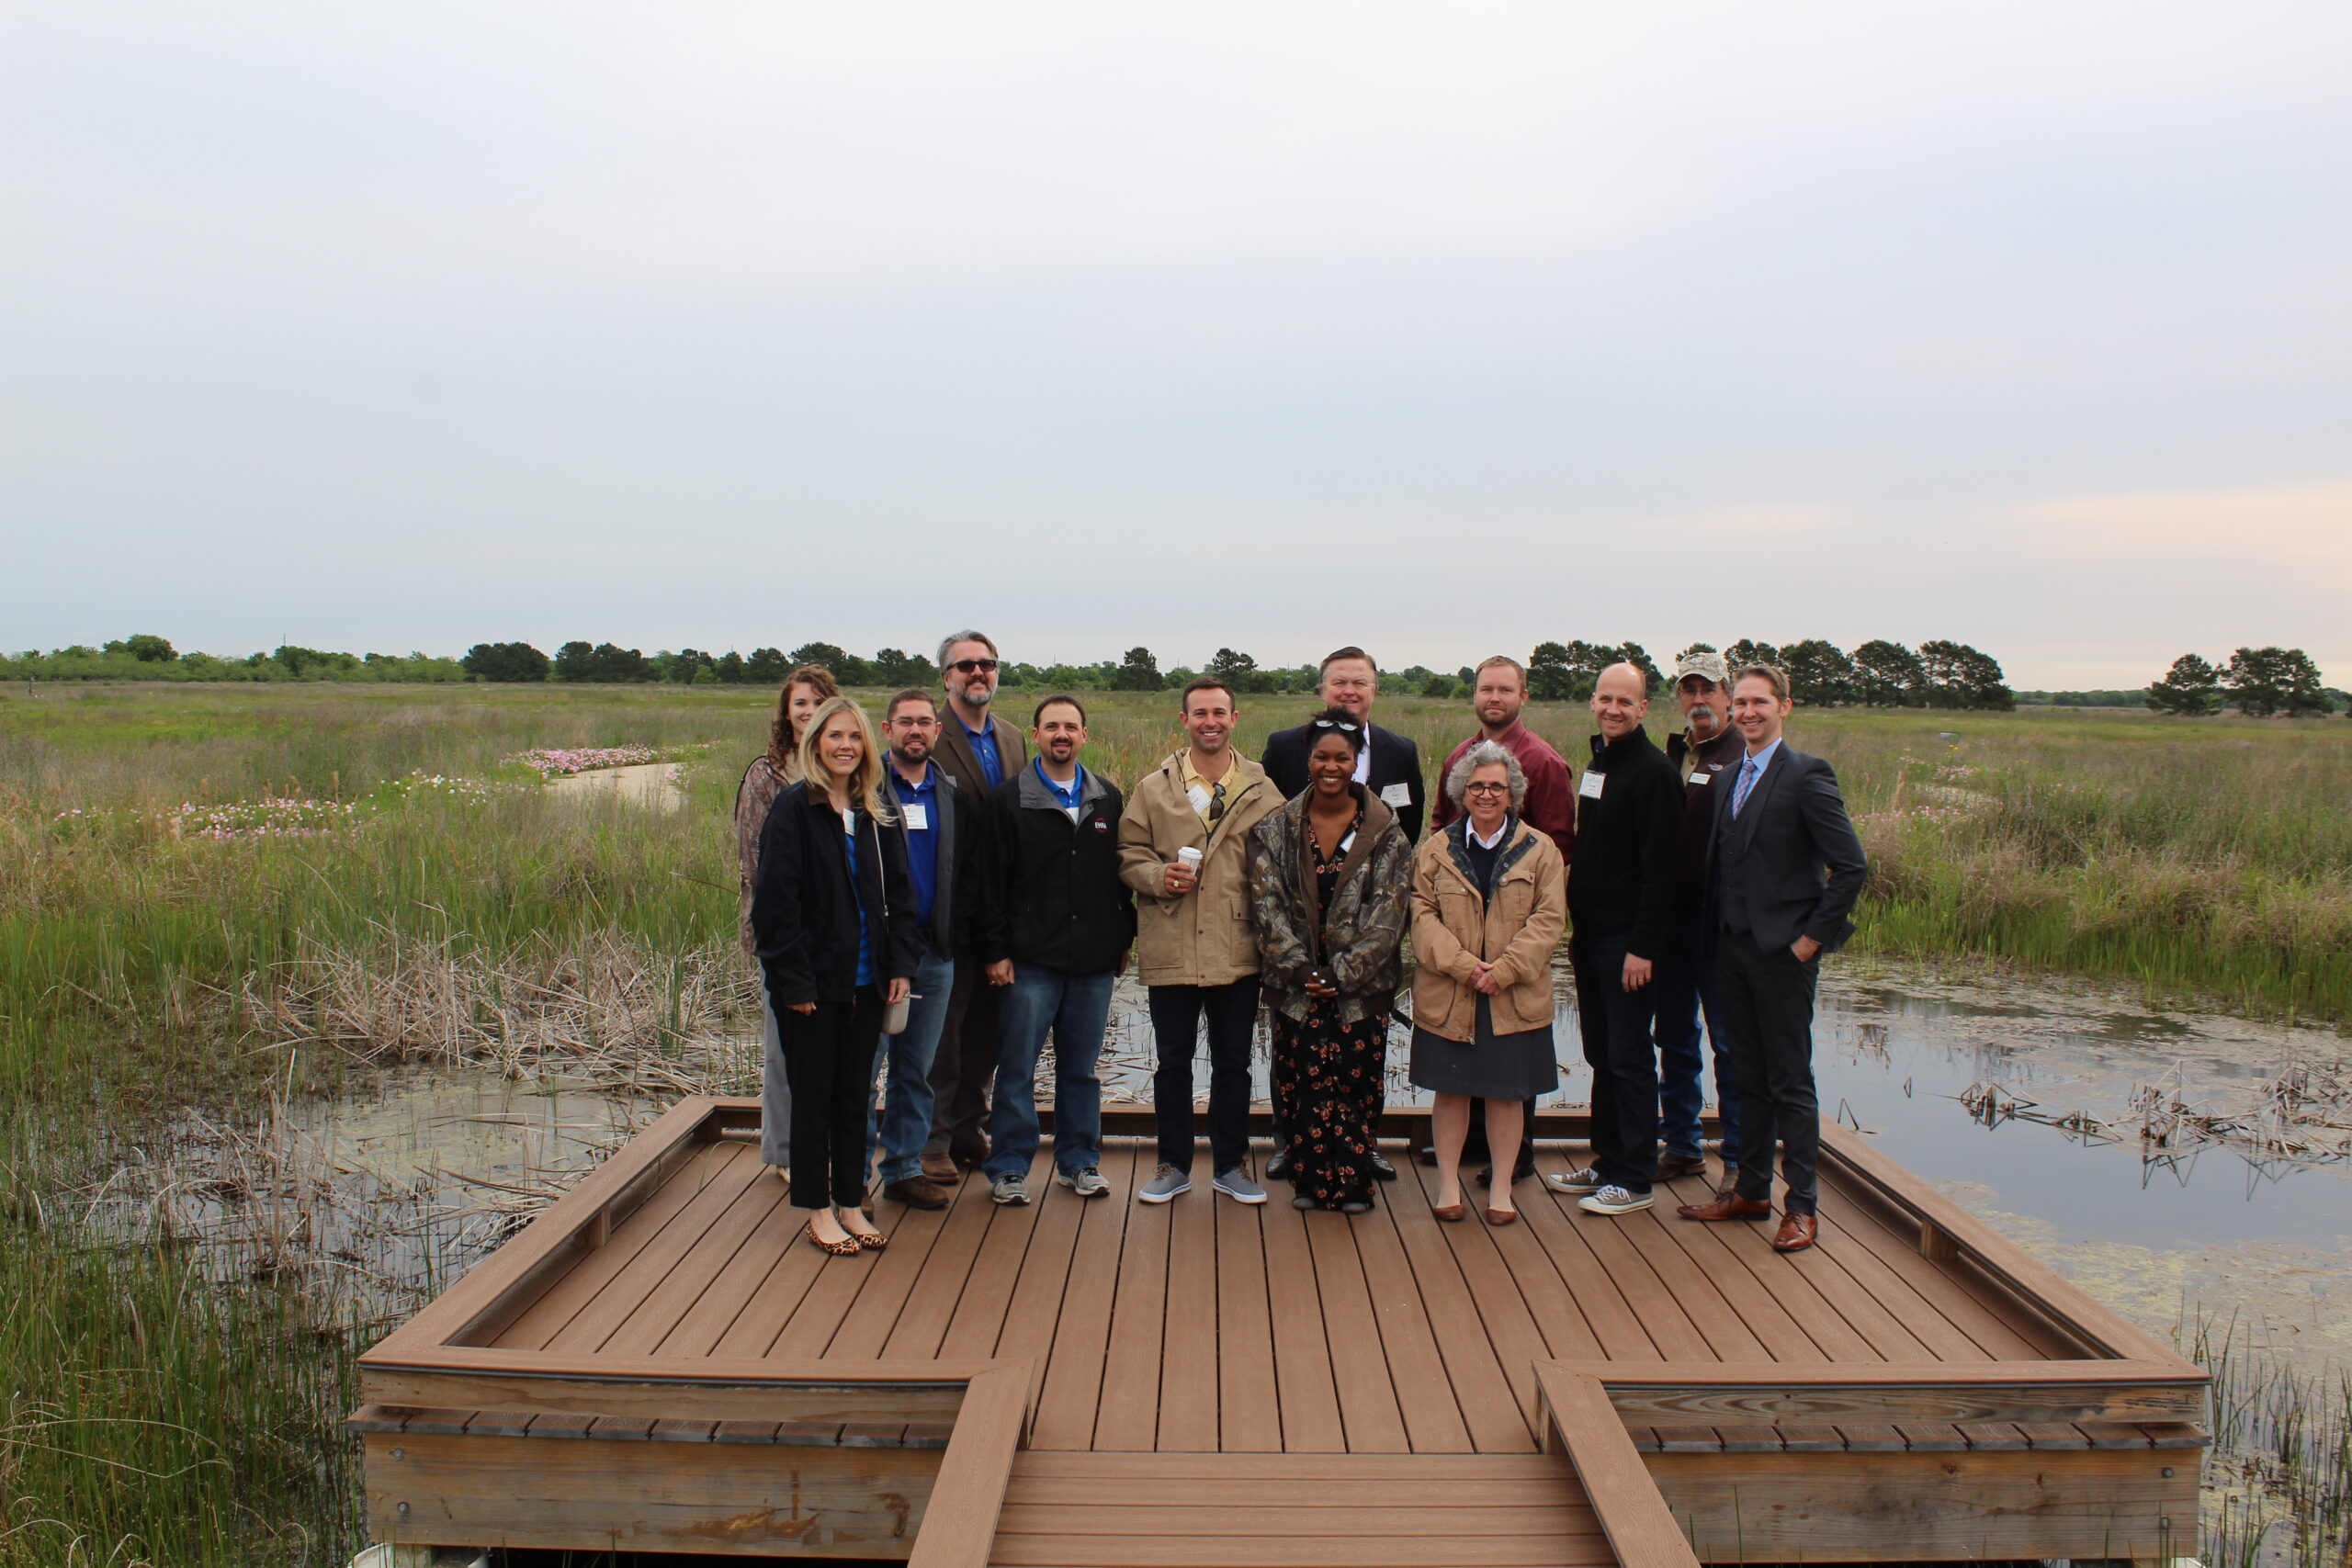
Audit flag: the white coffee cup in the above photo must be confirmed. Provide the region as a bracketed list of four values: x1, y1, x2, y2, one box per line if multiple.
[1175, 846, 1204, 872]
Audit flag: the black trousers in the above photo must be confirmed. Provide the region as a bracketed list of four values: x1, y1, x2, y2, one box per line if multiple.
[1148, 977, 1261, 1174]
[780, 986, 886, 1209]
[1571, 933, 1660, 1195]
[1717, 929, 1822, 1215]
[924, 954, 1005, 1160]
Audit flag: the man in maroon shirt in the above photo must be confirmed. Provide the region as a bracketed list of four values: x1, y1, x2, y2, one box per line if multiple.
[1426, 654, 1575, 1187]
[1430, 656, 1576, 860]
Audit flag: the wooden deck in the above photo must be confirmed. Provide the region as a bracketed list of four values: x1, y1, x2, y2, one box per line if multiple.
[355, 1098, 2207, 1565]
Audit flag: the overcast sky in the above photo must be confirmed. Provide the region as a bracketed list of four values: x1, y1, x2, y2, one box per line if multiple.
[4, 5, 2346, 687]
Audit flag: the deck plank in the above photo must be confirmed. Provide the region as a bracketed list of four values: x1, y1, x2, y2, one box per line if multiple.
[594, 1161, 785, 1358]
[1351, 1185, 1474, 1453]
[1258, 1167, 1345, 1452]
[1380, 1150, 1538, 1453]
[1030, 1145, 1139, 1450]
[1093, 1156, 1171, 1450]
[1157, 1167, 1221, 1452]
[936, 1151, 1059, 1361]
[1302, 1206, 1410, 1452]
[1214, 1156, 1283, 1453]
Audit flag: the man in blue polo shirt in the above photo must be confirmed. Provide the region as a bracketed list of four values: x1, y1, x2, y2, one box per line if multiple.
[868, 689, 973, 1210]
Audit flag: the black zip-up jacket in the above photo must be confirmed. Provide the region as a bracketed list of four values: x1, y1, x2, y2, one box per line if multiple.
[1665, 725, 1746, 918]
[978, 762, 1136, 975]
[751, 782, 922, 1009]
[1566, 726, 1683, 960]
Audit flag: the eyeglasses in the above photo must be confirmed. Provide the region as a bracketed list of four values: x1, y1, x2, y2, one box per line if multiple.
[949, 659, 1000, 674]
[1463, 782, 1511, 796]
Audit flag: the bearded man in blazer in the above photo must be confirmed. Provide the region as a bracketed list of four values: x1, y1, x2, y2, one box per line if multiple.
[1677, 662, 1867, 1253]
[921, 630, 1033, 1180]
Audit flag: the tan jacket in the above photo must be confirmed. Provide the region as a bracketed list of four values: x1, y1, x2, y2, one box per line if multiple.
[1117, 750, 1284, 987]
[1410, 818, 1566, 1041]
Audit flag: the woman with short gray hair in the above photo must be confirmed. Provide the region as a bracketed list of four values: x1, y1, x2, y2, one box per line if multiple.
[1408, 740, 1566, 1224]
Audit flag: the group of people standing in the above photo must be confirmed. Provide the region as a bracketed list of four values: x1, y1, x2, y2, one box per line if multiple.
[738, 635, 1865, 1259]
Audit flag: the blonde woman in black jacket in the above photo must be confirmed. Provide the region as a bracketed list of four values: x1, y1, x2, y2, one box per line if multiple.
[752, 697, 921, 1256]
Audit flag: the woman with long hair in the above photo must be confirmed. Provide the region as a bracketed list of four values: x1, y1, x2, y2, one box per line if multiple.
[752, 696, 920, 1254]
[1247, 707, 1412, 1213]
[736, 664, 841, 1178]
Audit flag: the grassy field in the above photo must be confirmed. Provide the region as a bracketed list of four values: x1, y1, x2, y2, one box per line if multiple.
[0, 679, 2347, 1564]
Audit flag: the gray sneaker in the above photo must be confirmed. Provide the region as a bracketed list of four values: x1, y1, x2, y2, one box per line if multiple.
[1544, 1165, 1605, 1195]
[1137, 1165, 1193, 1203]
[989, 1173, 1030, 1205]
[1577, 1184, 1655, 1215]
[1057, 1166, 1110, 1198]
[1213, 1168, 1268, 1204]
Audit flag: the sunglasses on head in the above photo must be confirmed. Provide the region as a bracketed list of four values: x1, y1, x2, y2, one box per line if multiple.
[950, 659, 1000, 674]
[1312, 717, 1362, 732]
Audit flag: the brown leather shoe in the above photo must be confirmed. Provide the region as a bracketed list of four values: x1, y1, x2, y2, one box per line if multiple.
[950, 1143, 989, 1171]
[1677, 1190, 1773, 1222]
[919, 1152, 959, 1184]
[1656, 1151, 1709, 1179]
[883, 1177, 952, 1212]
[1771, 1213, 1819, 1252]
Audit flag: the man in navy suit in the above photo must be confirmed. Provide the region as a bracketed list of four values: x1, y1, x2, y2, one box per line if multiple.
[1677, 662, 1867, 1253]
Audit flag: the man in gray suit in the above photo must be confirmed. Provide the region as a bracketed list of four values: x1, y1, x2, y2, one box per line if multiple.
[1677, 661, 1866, 1253]
[921, 630, 1032, 1181]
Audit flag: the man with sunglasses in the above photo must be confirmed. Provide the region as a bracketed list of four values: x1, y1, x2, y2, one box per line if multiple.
[921, 630, 1032, 1183]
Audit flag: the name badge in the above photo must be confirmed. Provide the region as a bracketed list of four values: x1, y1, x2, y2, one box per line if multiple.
[1379, 782, 1412, 807]
[1186, 784, 1213, 815]
[1690, 771, 1711, 786]
[901, 802, 930, 830]
[1579, 771, 1605, 800]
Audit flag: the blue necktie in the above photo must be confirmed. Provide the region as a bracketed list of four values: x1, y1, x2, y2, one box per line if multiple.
[1732, 756, 1759, 818]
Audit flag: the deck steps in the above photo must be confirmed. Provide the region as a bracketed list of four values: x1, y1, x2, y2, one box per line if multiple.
[986, 1451, 1611, 1567]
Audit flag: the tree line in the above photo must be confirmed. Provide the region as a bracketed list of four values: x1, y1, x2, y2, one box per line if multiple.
[2144, 648, 2341, 717]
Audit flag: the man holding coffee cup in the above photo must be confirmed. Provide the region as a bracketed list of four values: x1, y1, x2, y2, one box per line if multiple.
[1119, 677, 1286, 1203]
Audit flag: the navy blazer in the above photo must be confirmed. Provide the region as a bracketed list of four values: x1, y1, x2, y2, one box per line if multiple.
[1260, 720, 1425, 843]
[1707, 744, 1869, 955]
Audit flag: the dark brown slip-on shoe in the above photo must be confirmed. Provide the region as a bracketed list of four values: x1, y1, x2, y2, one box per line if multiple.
[883, 1177, 952, 1212]
[1656, 1151, 1710, 1179]
[919, 1153, 959, 1184]
[1677, 1190, 1774, 1222]
[1771, 1213, 1820, 1252]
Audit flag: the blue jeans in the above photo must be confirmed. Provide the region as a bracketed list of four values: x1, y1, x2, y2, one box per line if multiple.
[1572, 933, 1660, 1196]
[984, 964, 1113, 1181]
[867, 948, 956, 1185]
[1653, 911, 1739, 1162]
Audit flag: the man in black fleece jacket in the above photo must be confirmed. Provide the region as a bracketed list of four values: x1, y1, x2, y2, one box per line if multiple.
[1550, 663, 1683, 1215]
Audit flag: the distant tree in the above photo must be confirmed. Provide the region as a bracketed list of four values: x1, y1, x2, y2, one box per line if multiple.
[1207, 648, 1277, 694]
[2225, 646, 2331, 717]
[1527, 642, 1576, 701]
[461, 641, 551, 682]
[107, 633, 176, 663]
[745, 647, 790, 684]
[553, 641, 596, 682]
[2144, 653, 2221, 716]
[1918, 640, 2014, 710]
[1420, 673, 1457, 698]
[788, 641, 876, 686]
[1112, 646, 1163, 692]
[556, 641, 653, 682]
[1724, 638, 1781, 672]
[1674, 641, 1717, 663]
[716, 651, 747, 683]
[1779, 639, 1855, 707]
[1849, 639, 1926, 706]
[1615, 641, 1665, 692]
[871, 648, 934, 687]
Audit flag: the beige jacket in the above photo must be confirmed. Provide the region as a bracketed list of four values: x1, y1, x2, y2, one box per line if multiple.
[1117, 750, 1284, 987]
[1410, 818, 1566, 1041]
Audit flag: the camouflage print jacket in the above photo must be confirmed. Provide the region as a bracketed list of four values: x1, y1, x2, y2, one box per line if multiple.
[1246, 784, 1412, 1028]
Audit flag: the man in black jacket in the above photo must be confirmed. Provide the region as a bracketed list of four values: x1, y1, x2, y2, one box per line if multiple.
[1545, 663, 1682, 1217]
[978, 695, 1136, 1207]
[1678, 663, 1868, 1253]
[1656, 650, 1747, 1184]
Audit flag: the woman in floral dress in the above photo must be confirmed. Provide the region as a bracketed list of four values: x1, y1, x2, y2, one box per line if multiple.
[1248, 708, 1412, 1213]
